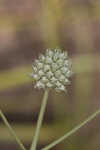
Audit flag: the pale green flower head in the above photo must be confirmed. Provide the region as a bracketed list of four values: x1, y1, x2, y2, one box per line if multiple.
[31, 48, 73, 92]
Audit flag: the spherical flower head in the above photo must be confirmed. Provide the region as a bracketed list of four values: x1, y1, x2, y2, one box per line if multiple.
[31, 48, 73, 92]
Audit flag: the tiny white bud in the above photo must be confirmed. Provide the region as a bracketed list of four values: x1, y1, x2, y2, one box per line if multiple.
[64, 51, 68, 57]
[41, 77, 48, 83]
[37, 62, 43, 69]
[66, 70, 73, 78]
[38, 70, 44, 76]
[45, 56, 52, 64]
[56, 81, 62, 87]
[44, 65, 50, 72]
[39, 55, 45, 62]
[46, 49, 53, 57]
[32, 66, 37, 72]
[59, 53, 65, 59]
[35, 81, 45, 89]
[57, 59, 63, 66]
[61, 67, 68, 74]
[65, 78, 69, 84]
[52, 63, 59, 72]
[64, 60, 69, 66]
[46, 82, 53, 88]
[35, 59, 40, 65]
[53, 53, 59, 62]
[50, 77, 57, 83]
[55, 70, 61, 78]
[33, 74, 40, 80]
[46, 71, 53, 78]
[54, 48, 61, 53]
[59, 75, 65, 82]
[56, 85, 65, 91]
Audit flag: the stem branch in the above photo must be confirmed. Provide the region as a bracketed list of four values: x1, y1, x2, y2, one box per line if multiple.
[0, 110, 26, 150]
[42, 109, 100, 150]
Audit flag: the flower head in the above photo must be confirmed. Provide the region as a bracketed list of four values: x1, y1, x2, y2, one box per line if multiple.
[31, 49, 73, 92]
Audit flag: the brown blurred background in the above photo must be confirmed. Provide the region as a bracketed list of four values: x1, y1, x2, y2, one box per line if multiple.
[0, 0, 100, 150]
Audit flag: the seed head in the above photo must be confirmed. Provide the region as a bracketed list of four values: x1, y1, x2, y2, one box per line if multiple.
[31, 49, 73, 92]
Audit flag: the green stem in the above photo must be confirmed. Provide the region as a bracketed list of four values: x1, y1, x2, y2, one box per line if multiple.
[30, 89, 49, 150]
[42, 109, 100, 150]
[0, 110, 26, 150]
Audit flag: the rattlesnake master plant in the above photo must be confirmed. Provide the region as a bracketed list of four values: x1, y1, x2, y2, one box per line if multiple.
[0, 48, 100, 150]
[31, 49, 73, 92]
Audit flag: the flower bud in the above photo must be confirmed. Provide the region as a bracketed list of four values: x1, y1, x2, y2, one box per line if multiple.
[31, 49, 73, 92]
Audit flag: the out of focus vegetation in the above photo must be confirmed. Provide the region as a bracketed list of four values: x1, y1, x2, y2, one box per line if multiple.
[0, 0, 100, 150]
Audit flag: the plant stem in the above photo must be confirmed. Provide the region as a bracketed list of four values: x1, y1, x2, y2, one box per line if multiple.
[42, 109, 100, 150]
[0, 110, 26, 150]
[30, 89, 49, 150]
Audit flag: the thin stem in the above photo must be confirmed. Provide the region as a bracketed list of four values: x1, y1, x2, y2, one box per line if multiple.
[0, 110, 26, 150]
[30, 89, 49, 150]
[42, 109, 100, 150]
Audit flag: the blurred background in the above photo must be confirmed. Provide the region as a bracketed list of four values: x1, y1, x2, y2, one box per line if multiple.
[0, 0, 100, 150]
